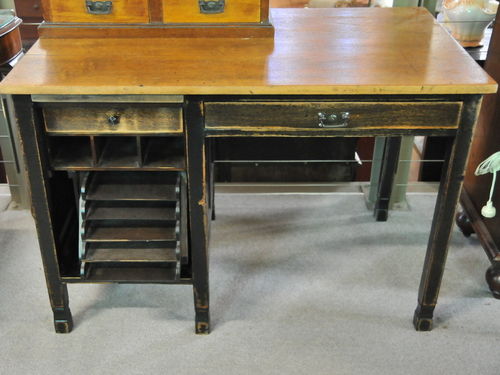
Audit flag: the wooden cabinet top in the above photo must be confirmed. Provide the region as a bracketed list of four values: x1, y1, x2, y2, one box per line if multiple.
[0, 8, 496, 95]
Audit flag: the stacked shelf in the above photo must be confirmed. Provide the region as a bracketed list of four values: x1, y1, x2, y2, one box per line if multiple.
[77, 171, 189, 283]
[41, 102, 190, 283]
[48, 136, 185, 170]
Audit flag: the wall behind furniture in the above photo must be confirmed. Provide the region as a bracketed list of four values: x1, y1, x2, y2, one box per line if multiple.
[0, 1, 14, 9]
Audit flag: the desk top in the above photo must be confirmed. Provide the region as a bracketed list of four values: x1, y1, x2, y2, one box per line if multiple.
[0, 7, 496, 96]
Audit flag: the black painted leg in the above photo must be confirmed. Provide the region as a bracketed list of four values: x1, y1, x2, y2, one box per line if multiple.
[52, 286, 73, 333]
[414, 95, 481, 331]
[486, 263, 500, 299]
[455, 210, 475, 237]
[206, 138, 216, 221]
[13, 95, 74, 333]
[374, 137, 401, 221]
[210, 161, 216, 221]
[185, 99, 211, 334]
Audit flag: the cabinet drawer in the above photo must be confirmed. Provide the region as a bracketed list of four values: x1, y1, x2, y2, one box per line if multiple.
[43, 105, 183, 135]
[45, 0, 149, 23]
[204, 101, 463, 132]
[163, 0, 261, 23]
[15, 0, 43, 18]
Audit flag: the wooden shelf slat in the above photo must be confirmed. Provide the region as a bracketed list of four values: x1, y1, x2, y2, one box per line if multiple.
[85, 225, 177, 242]
[86, 171, 179, 201]
[83, 246, 177, 263]
[87, 203, 177, 221]
[85, 265, 177, 282]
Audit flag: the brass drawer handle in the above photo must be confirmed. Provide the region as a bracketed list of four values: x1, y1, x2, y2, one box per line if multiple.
[199, 0, 225, 14]
[86, 1, 113, 15]
[318, 112, 350, 128]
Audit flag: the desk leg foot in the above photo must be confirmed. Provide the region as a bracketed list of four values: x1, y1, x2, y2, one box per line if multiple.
[374, 208, 388, 222]
[413, 304, 434, 331]
[486, 263, 500, 299]
[195, 309, 210, 334]
[53, 307, 73, 333]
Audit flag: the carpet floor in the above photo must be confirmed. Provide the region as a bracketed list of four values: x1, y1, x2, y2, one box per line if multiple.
[0, 193, 499, 375]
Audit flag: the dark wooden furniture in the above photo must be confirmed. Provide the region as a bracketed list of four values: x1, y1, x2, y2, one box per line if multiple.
[456, 20, 500, 298]
[14, 0, 43, 48]
[0, 11, 23, 184]
[0, 11, 22, 67]
[0, 8, 496, 334]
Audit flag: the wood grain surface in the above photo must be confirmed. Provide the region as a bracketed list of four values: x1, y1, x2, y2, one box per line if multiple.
[0, 8, 496, 95]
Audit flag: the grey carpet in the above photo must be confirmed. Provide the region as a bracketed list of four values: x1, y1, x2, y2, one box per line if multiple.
[1, 193, 499, 375]
[0, 196, 10, 212]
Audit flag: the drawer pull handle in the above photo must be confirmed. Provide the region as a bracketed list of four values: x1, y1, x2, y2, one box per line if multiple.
[318, 112, 350, 128]
[86, 1, 113, 15]
[107, 114, 120, 126]
[199, 0, 225, 14]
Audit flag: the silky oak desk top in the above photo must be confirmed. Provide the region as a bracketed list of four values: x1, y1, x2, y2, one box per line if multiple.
[0, 7, 496, 96]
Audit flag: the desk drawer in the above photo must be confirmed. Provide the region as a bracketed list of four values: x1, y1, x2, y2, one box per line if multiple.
[204, 101, 463, 132]
[163, 0, 261, 23]
[45, 0, 149, 23]
[43, 105, 183, 135]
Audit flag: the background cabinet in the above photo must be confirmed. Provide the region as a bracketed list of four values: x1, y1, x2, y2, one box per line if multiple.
[457, 20, 500, 297]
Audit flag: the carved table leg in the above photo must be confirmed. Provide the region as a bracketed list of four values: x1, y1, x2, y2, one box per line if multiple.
[413, 95, 481, 331]
[186, 99, 211, 334]
[374, 137, 401, 221]
[455, 210, 475, 237]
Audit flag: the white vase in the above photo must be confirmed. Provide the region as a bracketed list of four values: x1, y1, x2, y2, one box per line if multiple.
[441, 0, 498, 47]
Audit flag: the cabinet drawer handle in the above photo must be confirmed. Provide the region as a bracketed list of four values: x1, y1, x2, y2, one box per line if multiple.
[86, 1, 113, 15]
[318, 112, 350, 128]
[199, 0, 225, 14]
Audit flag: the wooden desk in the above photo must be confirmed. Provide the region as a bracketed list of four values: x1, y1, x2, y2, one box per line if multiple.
[0, 7, 496, 334]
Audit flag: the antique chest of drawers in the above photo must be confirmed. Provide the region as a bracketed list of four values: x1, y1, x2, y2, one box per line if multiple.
[39, 0, 273, 37]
